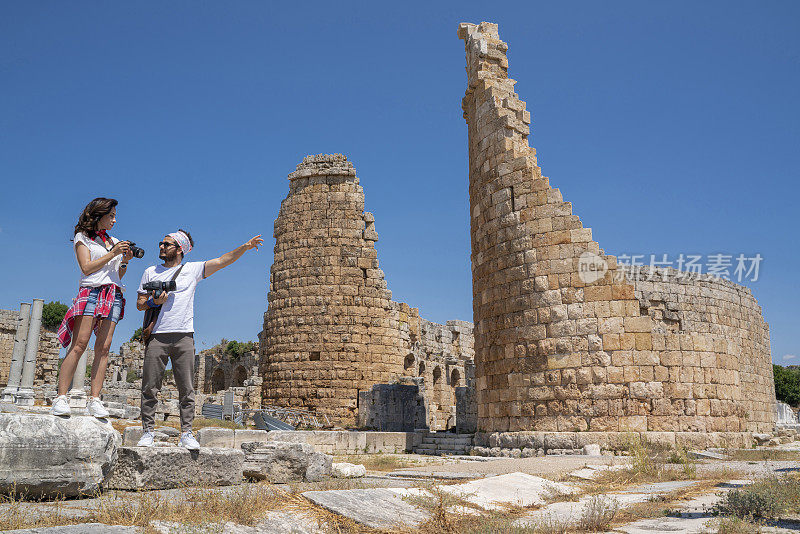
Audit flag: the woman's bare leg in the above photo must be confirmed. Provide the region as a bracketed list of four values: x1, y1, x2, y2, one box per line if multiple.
[90, 318, 117, 398]
[57, 315, 94, 396]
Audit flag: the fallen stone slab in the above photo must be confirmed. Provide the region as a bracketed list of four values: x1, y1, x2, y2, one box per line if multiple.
[4, 525, 141, 533]
[386, 470, 483, 480]
[331, 462, 366, 478]
[611, 481, 739, 534]
[152, 511, 323, 533]
[515, 492, 653, 528]
[516, 479, 703, 528]
[0, 413, 120, 498]
[569, 467, 601, 480]
[302, 488, 429, 530]
[688, 449, 727, 460]
[582, 444, 602, 456]
[613, 515, 716, 534]
[197, 427, 234, 447]
[436, 472, 578, 510]
[619, 480, 701, 494]
[242, 441, 331, 483]
[107, 446, 244, 490]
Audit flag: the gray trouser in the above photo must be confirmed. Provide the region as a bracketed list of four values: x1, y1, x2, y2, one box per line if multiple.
[141, 332, 195, 432]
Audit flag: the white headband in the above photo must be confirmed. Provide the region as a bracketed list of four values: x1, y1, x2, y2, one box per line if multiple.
[169, 231, 192, 255]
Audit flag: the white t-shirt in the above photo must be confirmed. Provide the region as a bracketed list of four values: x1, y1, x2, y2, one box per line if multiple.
[74, 232, 124, 288]
[137, 261, 205, 334]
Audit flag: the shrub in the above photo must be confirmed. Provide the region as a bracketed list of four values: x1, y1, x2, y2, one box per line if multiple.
[716, 517, 760, 534]
[130, 328, 143, 342]
[224, 340, 256, 359]
[773, 364, 800, 407]
[126, 369, 137, 383]
[715, 475, 800, 519]
[578, 495, 619, 531]
[41, 301, 69, 331]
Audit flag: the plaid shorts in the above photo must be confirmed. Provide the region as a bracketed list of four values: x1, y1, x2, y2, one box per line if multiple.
[82, 286, 124, 323]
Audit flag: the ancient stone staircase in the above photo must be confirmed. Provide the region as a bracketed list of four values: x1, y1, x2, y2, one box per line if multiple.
[413, 432, 474, 456]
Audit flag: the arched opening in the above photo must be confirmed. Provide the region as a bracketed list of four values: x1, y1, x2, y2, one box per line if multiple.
[418, 361, 426, 377]
[451, 368, 461, 387]
[433, 366, 441, 385]
[211, 368, 226, 393]
[233, 366, 247, 388]
[404, 354, 414, 371]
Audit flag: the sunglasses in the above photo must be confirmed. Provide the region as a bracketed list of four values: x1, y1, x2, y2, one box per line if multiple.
[159, 241, 180, 249]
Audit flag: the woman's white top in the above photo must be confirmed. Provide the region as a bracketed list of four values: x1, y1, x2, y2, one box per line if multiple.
[74, 231, 124, 289]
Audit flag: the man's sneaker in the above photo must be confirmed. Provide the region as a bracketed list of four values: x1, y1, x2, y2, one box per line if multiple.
[136, 431, 155, 447]
[178, 431, 200, 450]
[50, 395, 71, 416]
[86, 397, 110, 418]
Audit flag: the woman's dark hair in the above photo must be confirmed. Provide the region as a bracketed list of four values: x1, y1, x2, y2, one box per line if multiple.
[74, 197, 118, 238]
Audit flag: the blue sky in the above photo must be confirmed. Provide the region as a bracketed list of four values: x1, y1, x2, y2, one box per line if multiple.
[1, 1, 797, 363]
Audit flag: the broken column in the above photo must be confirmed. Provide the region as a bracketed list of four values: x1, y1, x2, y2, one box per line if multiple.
[1, 302, 31, 403]
[69, 349, 89, 408]
[15, 298, 43, 406]
[458, 22, 774, 437]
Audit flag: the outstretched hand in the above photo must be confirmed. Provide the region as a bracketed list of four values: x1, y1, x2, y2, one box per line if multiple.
[245, 235, 263, 251]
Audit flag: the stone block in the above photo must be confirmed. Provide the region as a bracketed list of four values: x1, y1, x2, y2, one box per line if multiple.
[332, 462, 367, 478]
[197, 427, 235, 448]
[0, 414, 120, 498]
[123, 426, 143, 446]
[233, 429, 271, 448]
[242, 441, 332, 483]
[107, 446, 244, 490]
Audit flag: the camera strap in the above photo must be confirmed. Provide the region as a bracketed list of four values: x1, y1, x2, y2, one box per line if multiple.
[141, 263, 185, 344]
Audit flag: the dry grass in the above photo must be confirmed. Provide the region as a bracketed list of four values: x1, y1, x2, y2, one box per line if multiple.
[410, 487, 541, 534]
[591, 437, 699, 489]
[288, 478, 374, 492]
[1, 483, 344, 533]
[0, 493, 88, 531]
[334, 453, 428, 472]
[715, 516, 761, 534]
[91, 484, 284, 530]
[727, 448, 800, 462]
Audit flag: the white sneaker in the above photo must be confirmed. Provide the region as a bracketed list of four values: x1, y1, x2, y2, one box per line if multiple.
[137, 431, 155, 447]
[87, 397, 110, 418]
[178, 431, 200, 450]
[50, 395, 71, 416]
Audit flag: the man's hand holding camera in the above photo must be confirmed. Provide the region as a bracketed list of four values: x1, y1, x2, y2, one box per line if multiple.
[151, 288, 169, 306]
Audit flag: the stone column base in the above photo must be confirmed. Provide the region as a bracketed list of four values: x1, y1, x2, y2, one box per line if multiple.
[69, 388, 88, 408]
[14, 388, 34, 407]
[1, 387, 17, 404]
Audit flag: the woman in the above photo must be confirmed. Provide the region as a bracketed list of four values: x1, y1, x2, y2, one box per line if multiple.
[53, 197, 132, 417]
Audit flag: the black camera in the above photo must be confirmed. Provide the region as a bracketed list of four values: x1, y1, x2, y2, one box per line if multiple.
[142, 280, 176, 292]
[127, 242, 145, 259]
[142, 280, 176, 298]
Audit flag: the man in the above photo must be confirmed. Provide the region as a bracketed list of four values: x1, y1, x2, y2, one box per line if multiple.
[135, 229, 263, 449]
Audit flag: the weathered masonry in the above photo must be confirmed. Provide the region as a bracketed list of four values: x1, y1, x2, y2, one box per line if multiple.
[261, 154, 474, 428]
[459, 22, 774, 437]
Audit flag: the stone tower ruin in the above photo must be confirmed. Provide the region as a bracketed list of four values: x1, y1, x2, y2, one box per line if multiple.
[458, 22, 774, 439]
[261, 154, 475, 428]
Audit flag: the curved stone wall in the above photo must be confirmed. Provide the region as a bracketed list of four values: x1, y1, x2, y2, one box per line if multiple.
[261, 154, 475, 427]
[629, 267, 774, 432]
[458, 21, 774, 436]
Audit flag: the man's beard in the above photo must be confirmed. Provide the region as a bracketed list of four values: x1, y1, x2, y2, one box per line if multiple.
[160, 250, 178, 261]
